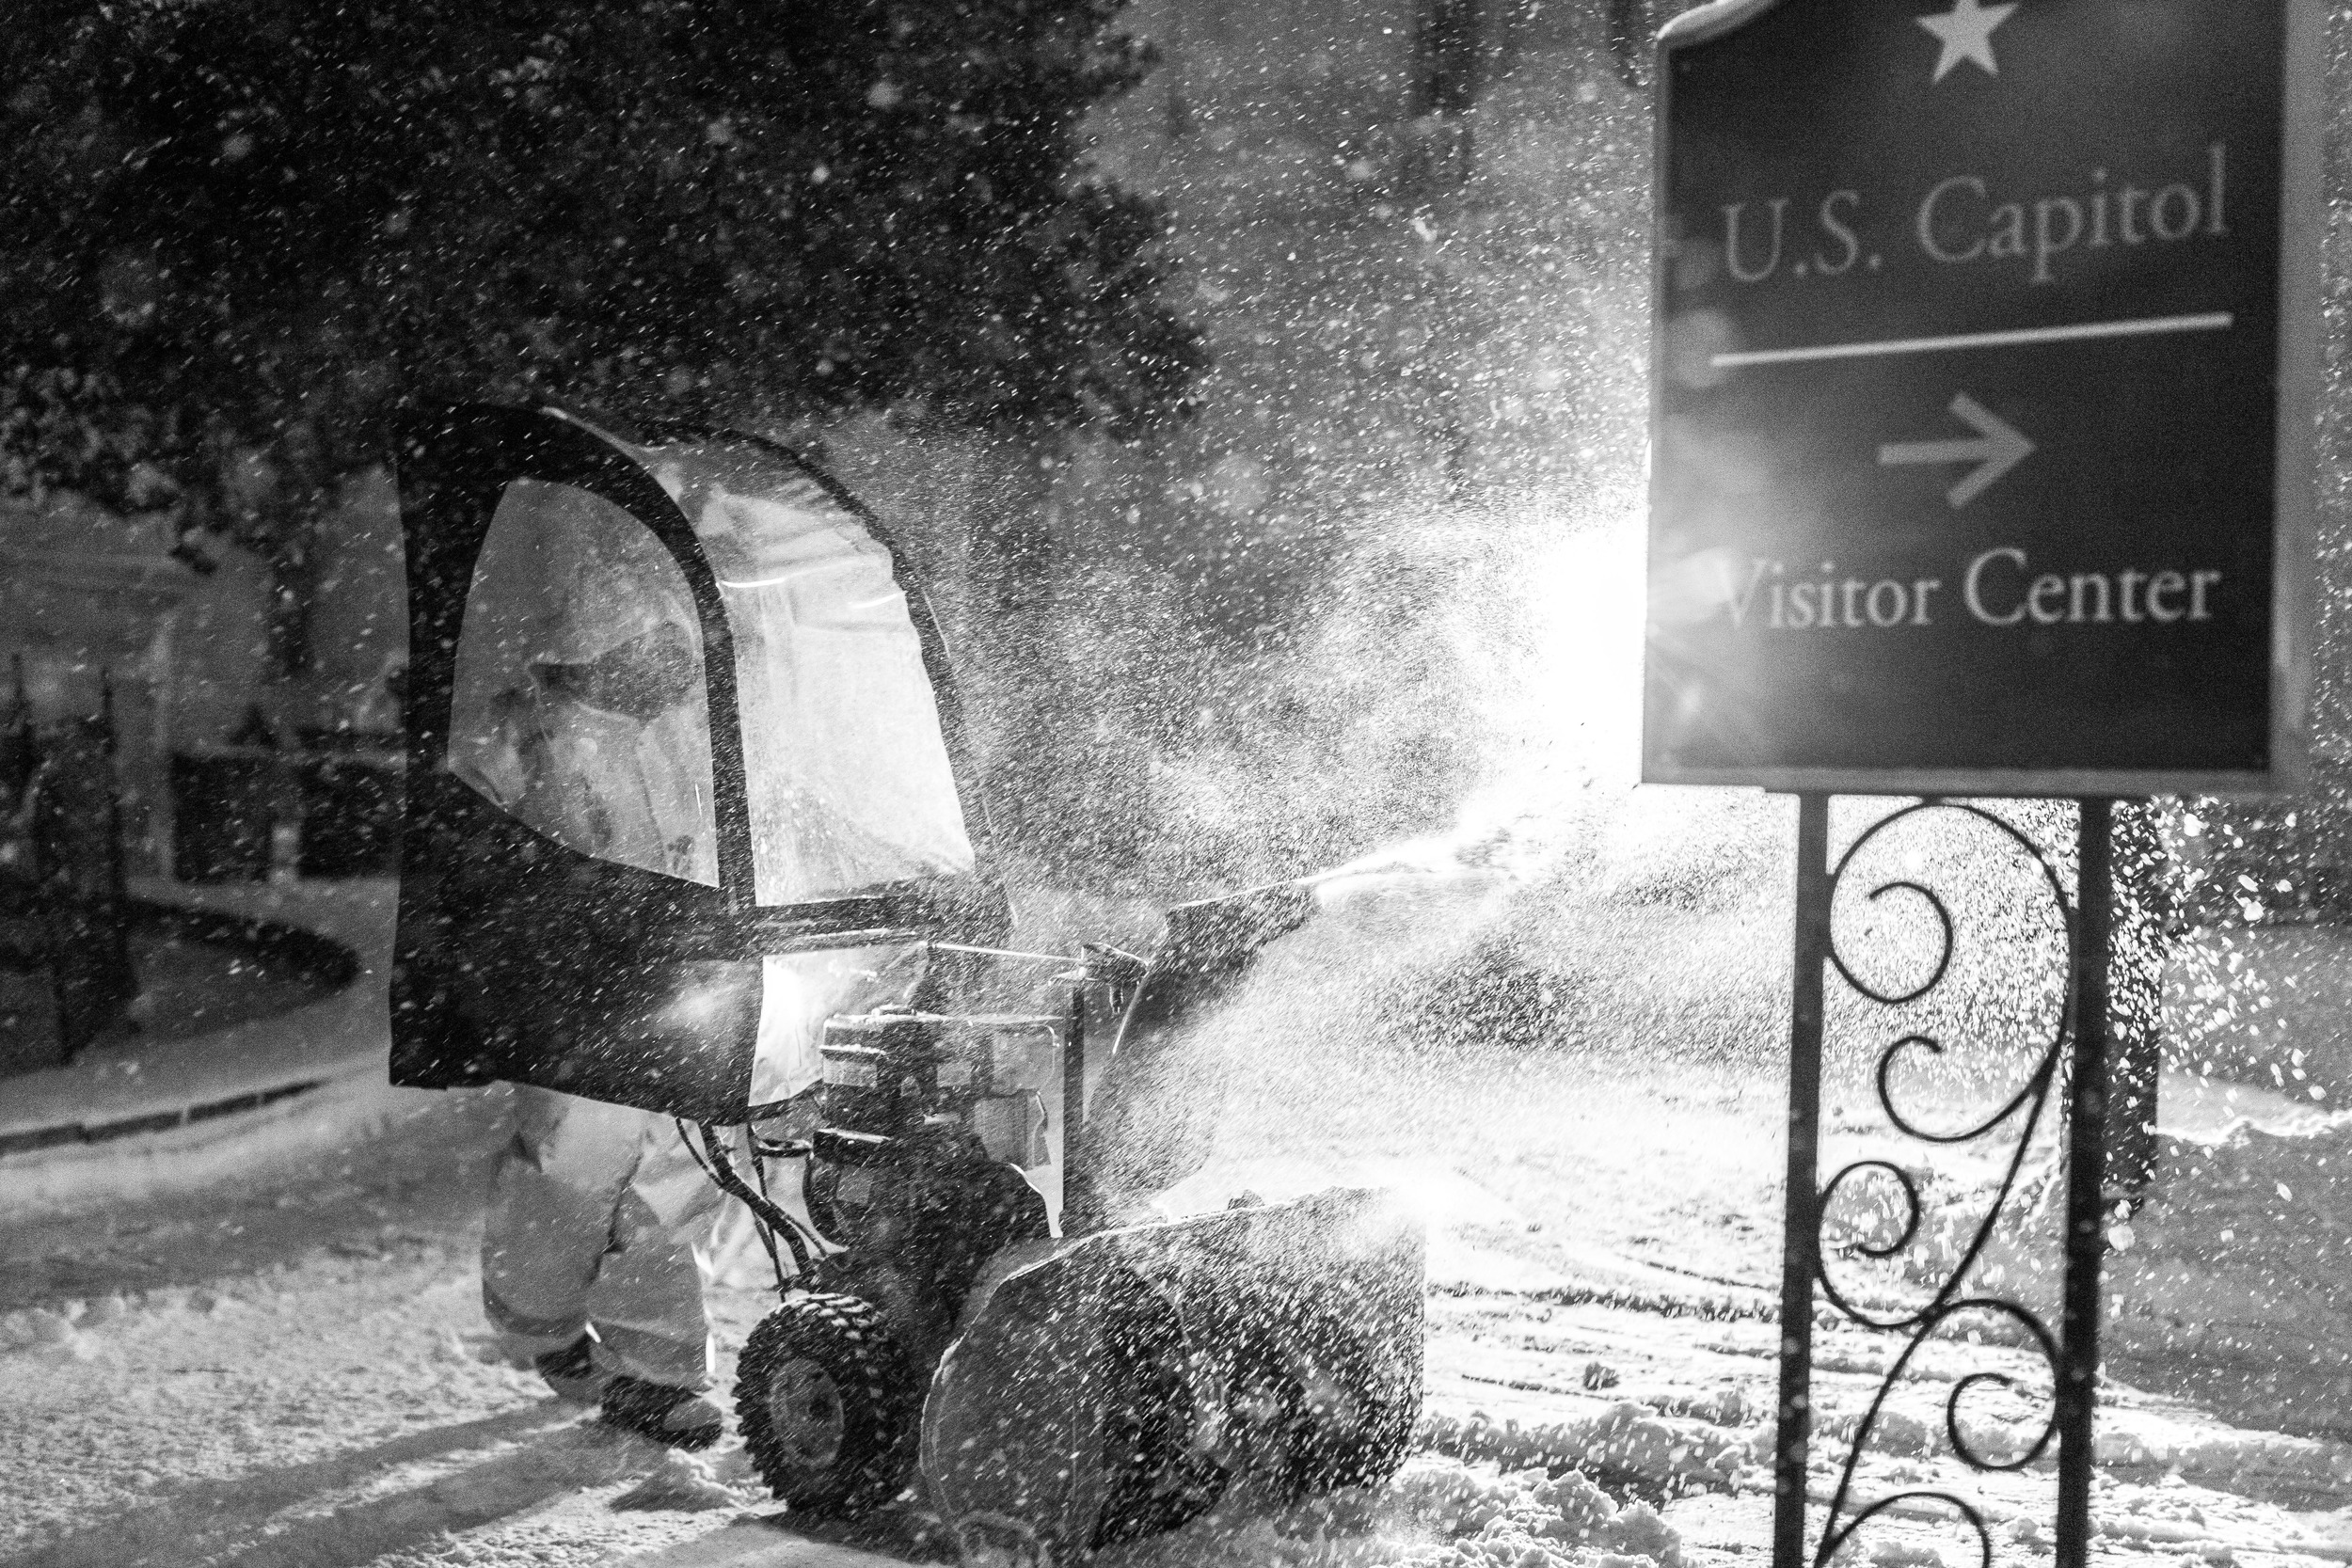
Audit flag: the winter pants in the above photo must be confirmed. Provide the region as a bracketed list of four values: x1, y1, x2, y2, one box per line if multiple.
[481, 1086, 727, 1391]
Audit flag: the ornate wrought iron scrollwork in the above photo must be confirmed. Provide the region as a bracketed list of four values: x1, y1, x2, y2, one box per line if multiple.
[1808, 800, 2076, 1568]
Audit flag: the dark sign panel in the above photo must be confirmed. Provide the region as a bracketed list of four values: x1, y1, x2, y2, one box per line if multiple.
[1644, 0, 2322, 795]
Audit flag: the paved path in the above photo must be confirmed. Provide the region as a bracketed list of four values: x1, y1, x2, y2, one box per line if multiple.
[0, 877, 398, 1212]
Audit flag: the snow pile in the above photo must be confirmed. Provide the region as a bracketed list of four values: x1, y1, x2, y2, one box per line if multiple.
[1833, 1084, 2352, 1443]
[608, 1447, 759, 1513]
[0, 1301, 91, 1355]
[1369, 1455, 1687, 1568]
[1853, 1539, 1948, 1568]
[0, 1284, 241, 1362]
[2095, 1111, 2352, 1451]
[1421, 1403, 1747, 1493]
[1111, 1454, 1687, 1568]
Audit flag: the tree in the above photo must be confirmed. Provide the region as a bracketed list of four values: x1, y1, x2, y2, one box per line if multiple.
[0, 0, 1201, 664]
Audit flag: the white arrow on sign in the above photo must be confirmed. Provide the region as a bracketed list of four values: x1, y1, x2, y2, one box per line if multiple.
[1878, 392, 2035, 508]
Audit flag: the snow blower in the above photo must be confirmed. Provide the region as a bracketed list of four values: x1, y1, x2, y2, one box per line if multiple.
[389, 403, 1425, 1557]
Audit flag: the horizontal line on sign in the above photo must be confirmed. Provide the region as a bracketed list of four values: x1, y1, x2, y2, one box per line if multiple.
[1709, 311, 2235, 368]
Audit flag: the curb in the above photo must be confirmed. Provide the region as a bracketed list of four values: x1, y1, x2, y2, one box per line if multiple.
[0, 878, 396, 1214]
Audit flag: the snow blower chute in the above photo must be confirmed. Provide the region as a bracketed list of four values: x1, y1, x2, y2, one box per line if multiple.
[388, 403, 1424, 1554]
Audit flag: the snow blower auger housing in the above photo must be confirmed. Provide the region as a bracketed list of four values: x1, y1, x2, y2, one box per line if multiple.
[389, 402, 1425, 1557]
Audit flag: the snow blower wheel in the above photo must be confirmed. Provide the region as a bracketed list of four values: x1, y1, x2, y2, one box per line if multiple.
[737, 1292, 919, 1517]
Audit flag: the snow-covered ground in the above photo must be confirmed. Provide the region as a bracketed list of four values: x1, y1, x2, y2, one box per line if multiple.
[11, 786, 2352, 1568]
[1, 1085, 784, 1568]
[12, 911, 2352, 1568]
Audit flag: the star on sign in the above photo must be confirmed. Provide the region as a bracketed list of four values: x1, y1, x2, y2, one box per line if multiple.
[1916, 0, 2019, 83]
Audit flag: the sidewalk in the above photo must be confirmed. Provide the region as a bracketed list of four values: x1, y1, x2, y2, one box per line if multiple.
[0, 876, 398, 1211]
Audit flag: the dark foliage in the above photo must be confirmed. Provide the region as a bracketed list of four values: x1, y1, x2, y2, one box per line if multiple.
[0, 0, 1200, 557]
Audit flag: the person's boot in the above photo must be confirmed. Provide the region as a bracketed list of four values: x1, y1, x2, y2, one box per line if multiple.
[534, 1334, 613, 1404]
[600, 1374, 725, 1449]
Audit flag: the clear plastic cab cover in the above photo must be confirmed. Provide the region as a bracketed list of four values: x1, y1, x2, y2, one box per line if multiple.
[449, 479, 721, 885]
[448, 442, 974, 905]
[649, 441, 975, 906]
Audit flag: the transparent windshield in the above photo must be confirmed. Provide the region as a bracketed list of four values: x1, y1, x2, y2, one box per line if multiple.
[447, 479, 719, 885]
[646, 444, 975, 906]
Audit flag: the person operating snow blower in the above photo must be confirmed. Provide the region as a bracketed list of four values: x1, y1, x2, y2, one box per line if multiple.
[451, 518, 739, 1448]
[439, 451, 951, 1449]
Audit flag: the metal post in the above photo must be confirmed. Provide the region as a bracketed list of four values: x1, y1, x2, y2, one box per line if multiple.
[1064, 982, 1087, 1192]
[2055, 798, 2114, 1568]
[2105, 801, 2163, 1200]
[1773, 792, 1832, 1568]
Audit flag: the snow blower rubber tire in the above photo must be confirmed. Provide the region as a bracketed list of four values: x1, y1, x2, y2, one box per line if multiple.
[737, 1292, 919, 1518]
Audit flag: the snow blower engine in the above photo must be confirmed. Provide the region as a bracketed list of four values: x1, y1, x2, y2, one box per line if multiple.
[720, 1000, 1078, 1513]
[669, 915, 1426, 1561]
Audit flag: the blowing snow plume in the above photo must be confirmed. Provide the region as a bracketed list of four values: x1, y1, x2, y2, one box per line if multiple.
[1133, 491, 1789, 1063]
[987, 488, 1801, 1307]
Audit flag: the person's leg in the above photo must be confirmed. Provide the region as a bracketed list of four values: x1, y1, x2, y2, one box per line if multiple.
[583, 1114, 731, 1445]
[578, 1112, 726, 1387]
[480, 1087, 642, 1395]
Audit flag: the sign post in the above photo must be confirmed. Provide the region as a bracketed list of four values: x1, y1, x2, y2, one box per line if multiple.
[1644, 0, 2321, 1562]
